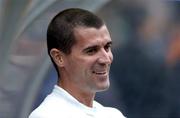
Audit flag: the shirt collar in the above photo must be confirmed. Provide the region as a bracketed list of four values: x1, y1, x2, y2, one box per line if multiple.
[53, 85, 98, 113]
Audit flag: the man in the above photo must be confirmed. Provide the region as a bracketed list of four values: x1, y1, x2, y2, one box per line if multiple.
[29, 8, 125, 118]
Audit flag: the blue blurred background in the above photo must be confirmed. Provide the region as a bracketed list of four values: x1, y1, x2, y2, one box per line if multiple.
[0, 0, 180, 118]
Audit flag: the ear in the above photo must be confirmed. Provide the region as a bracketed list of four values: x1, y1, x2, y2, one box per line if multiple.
[50, 48, 64, 67]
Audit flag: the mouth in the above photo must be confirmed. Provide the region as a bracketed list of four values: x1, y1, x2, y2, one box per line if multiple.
[92, 71, 108, 75]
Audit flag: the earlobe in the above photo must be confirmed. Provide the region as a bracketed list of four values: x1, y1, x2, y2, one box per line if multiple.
[50, 48, 64, 67]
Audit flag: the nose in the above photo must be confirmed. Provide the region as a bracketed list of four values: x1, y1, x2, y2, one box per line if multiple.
[98, 49, 113, 65]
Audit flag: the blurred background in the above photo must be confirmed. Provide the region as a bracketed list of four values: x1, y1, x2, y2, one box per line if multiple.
[0, 0, 180, 118]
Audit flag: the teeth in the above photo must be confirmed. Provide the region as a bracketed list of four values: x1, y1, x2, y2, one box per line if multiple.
[97, 72, 105, 74]
[93, 71, 106, 74]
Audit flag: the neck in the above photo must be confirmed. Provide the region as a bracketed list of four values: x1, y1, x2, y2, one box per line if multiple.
[58, 79, 95, 107]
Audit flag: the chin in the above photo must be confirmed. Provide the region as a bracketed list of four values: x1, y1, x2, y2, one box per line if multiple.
[96, 83, 110, 92]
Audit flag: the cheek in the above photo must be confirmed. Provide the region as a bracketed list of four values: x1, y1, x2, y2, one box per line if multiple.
[67, 55, 96, 74]
[69, 58, 88, 72]
[109, 51, 113, 62]
[64, 57, 79, 73]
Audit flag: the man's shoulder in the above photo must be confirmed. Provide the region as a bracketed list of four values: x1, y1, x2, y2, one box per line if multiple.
[28, 94, 70, 118]
[29, 102, 70, 118]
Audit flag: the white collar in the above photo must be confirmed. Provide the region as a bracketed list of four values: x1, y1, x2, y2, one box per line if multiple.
[53, 85, 100, 114]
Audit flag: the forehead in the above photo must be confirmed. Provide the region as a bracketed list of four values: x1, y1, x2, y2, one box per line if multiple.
[73, 25, 111, 48]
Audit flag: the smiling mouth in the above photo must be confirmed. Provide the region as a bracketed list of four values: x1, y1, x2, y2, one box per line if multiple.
[92, 71, 107, 75]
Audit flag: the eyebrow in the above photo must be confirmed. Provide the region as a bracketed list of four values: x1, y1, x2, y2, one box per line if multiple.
[106, 41, 112, 46]
[83, 41, 112, 52]
[83, 45, 99, 53]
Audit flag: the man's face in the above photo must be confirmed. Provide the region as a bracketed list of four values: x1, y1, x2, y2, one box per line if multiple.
[63, 25, 113, 93]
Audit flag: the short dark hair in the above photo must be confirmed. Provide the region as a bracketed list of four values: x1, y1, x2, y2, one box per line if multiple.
[47, 8, 104, 75]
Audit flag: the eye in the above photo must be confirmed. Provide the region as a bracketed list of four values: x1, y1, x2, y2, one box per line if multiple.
[86, 48, 98, 55]
[104, 43, 112, 52]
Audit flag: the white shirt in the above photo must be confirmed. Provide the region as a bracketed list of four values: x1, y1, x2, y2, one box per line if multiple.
[29, 85, 125, 118]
